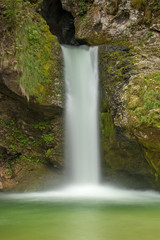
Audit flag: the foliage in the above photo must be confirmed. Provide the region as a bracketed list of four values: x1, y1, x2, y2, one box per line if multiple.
[72, 0, 93, 16]
[152, 0, 160, 11]
[20, 154, 44, 163]
[45, 148, 54, 158]
[33, 121, 50, 130]
[41, 133, 54, 144]
[6, 162, 13, 176]
[3, 0, 22, 29]
[0, 116, 61, 175]
[146, 31, 153, 39]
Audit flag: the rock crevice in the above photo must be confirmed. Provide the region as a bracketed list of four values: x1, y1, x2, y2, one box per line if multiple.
[42, 0, 85, 45]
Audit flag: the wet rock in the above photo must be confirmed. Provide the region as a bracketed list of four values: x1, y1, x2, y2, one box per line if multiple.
[42, 0, 83, 45]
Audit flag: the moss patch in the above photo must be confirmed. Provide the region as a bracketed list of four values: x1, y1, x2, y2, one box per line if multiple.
[127, 71, 160, 128]
[131, 0, 145, 10]
[2, 0, 62, 104]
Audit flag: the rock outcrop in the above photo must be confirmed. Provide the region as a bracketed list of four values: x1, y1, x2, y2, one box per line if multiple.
[42, 0, 160, 189]
[0, 0, 64, 191]
[42, 0, 86, 45]
[42, 0, 160, 45]
[99, 43, 160, 189]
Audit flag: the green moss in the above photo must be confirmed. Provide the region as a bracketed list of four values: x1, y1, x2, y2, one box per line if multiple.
[143, 147, 160, 181]
[15, 15, 59, 99]
[45, 148, 54, 158]
[100, 112, 119, 169]
[100, 111, 148, 174]
[0, 115, 63, 183]
[99, 46, 132, 114]
[18, 154, 45, 163]
[146, 31, 153, 39]
[0, 118, 35, 150]
[127, 71, 160, 128]
[152, 0, 160, 11]
[5, 161, 13, 176]
[41, 133, 55, 145]
[3, 0, 23, 29]
[0, 116, 56, 152]
[131, 0, 145, 10]
[100, 112, 116, 140]
[33, 121, 50, 131]
[3, 0, 62, 104]
[73, 0, 93, 16]
[137, 127, 160, 150]
[155, 173, 159, 182]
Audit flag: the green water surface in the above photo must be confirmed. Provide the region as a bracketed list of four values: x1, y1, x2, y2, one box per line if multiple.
[0, 200, 160, 240]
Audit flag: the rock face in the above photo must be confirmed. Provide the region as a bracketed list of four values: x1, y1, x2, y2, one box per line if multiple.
[0, 75, 64, 191]
[43, 0, 160, 46]
[42, 0, 86, 45]
[41, 0, 160, 189]
[99, 44, 160, 189]
[0, 0, 64, 191]
[1, 0, 63, 107]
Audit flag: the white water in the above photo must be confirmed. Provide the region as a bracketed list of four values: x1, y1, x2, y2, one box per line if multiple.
[1, 45, 160, 203]
[62, 45, 100, 185]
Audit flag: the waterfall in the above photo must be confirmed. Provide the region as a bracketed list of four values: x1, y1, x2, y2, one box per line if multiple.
[2, 47, 160, 203]
[62, 45, 100, 185]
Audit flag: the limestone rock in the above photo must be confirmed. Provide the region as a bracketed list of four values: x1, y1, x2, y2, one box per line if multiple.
[99, 31, 160, 189]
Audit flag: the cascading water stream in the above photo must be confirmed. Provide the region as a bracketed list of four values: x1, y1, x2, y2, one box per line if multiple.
[62, 45, 100, 185]
[1, 45, 160, 203]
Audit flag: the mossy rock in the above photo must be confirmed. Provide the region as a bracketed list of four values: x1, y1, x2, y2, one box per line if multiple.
[131, 0, 146, 10]
[99, 42, 160, 189]
[2, 0, 63, 107]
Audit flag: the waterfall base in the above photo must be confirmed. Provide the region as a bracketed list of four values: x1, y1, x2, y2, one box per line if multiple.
[1, 185, 160, 203]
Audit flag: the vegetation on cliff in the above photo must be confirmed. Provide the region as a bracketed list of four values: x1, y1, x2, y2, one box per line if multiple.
[0, 113, 63, 191]
[1, 0, 62, 104]
[0, 0, 63, 191]
[99, 34, 160, 189]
